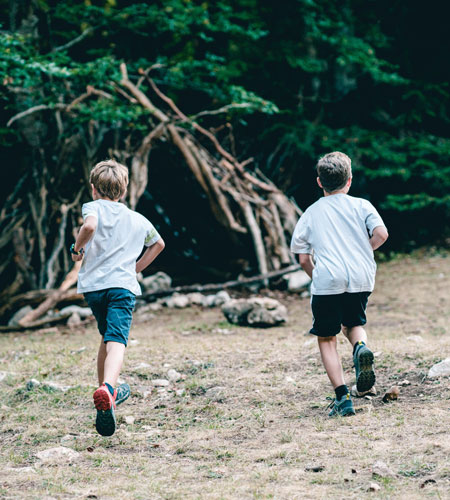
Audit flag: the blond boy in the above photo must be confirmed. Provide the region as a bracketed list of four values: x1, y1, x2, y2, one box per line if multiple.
[290, 152, 388, 416]
[71, 160, 165, 435]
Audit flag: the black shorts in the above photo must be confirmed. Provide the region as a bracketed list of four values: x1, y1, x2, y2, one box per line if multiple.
[309, 292, 371, 337]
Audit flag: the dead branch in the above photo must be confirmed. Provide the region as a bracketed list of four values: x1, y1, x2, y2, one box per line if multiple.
[141, 264, 302, 300]
[18, 261, 82, 327]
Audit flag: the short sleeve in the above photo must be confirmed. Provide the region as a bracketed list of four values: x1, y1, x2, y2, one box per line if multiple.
[143, 219, 161, 247]
[290, 212, 313, 254]
[82, 202, 98, 221]
[361, 199, 386, 236]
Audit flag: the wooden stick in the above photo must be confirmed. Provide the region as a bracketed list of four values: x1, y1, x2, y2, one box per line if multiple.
[141, 264, 302, 300]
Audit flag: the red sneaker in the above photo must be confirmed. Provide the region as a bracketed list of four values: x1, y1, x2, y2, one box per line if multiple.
[93, 384, 117, 436]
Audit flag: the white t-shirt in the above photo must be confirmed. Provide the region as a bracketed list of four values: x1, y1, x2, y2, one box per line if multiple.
[290, 194, 386, 295]
[77, 199, 161, 295]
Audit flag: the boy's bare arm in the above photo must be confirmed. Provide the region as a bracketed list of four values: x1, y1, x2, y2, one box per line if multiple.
[369, 226, 389, 251]
[71, 216, 97, 261]
[298, 253, 314, 279]
[136, 238, 165, 274]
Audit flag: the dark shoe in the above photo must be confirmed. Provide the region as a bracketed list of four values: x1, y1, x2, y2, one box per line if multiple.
[115, 383, 130, 406]
[354, 342, 376, 393]
[328, 393, 356, 417]
[93, 384, 117, 436]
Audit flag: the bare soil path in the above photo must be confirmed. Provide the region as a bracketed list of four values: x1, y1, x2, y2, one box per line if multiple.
[1, 250, 449, 499]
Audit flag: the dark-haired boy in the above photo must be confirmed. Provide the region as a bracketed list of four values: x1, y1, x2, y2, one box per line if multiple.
[290, 152, 388, 416]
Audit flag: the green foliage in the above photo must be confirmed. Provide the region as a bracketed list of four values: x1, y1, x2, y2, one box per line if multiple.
[1, 0, 449, 272]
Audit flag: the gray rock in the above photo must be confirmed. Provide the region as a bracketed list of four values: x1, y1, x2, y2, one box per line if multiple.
[167, 369, 181, 382]
[59, 305, 92, 318]
[147, 302, 163, 311]
[140, 271, 172, 293]
[152, 379, 170, 387]
[187, 292, 206, 306]
[284, 270, 311, 292]
[428, 358, 450, 378]
[165, 294, 190, 308]
[8, 306, 33, 327]
[222, 297, 287, 327]
[213, 291, 231, 306]
[372, 460, 396, 478]
[44, 382, 71, 392]
[67, 312, 82, 326]
[204, 294, 217, 307]
[205, 386, 226, 402]
[221, 300, 254, 325]
[26, 379, 41, 390]
[36, 446, 80, 463]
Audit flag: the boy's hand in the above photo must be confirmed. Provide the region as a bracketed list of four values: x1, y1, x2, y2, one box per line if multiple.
[71, 252, 84, 262]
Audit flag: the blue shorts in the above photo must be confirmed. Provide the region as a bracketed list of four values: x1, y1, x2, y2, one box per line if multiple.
[310, 292, 371, 337]
[84, 288, 136, 346]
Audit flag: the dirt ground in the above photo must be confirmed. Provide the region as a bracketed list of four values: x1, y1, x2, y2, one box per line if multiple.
[1, 250, 449, 499]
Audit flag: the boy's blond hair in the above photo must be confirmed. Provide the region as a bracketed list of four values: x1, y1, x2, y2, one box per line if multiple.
[316, 151, 352, 193]
[90, 160, 129, 200]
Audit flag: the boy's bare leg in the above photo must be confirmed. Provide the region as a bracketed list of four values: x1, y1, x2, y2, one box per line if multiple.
[317, 336, 346, 389]
[102, 341, 125, 388]
[342, 325, 367, 347]
[97, 338, 107, 386]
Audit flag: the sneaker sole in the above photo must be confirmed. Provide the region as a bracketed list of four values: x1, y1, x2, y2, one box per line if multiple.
[93, 388, 116, 436]
[356, 350, 375, 392]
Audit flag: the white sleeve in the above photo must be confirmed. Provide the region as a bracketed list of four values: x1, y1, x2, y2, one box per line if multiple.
[290, 212, 312, 254]
[143, 219, 161, 247]
[361, 199, 386, 236]
[82, 202, 98, 220]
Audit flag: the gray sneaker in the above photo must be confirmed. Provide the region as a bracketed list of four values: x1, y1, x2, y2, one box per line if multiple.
[328, 393, 356, 417]
[116, 383, 131, 406]
[354, 342, 375, 393]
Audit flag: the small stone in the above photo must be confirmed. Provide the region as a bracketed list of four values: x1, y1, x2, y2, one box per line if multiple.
[300, 290, 310, 299]
[0, 371, 11, 383]
[71, 346, 87, 354]
[285, 376, 295, 383]
[67, 312, 82, 326]
[8, 306, 33, 327]
[60, 434, 77, 445]
[372, 460, 396, 478]
[44, 382, 71, 392]
[284, 270, 311, 292]
[351, 385, 377, 397]
[368, 482, 381, 492]
[187, 292, 206, 306]
[124, 415, 135, 425]
[167, 369, 181, 382]
[213, 291, 231, 306]
[147, 302, 163, 312]
[134, 362, 151, 370]
[305, 465, 325, 472]
[204, 295, 217, 307]
[205, 386, 226, 402]
[175, 389, 186, 397]
[398, 379, 411, 386]
[165, 294, 190, 308]
[59, 306, 92, 318]
[140, 271, 172, 293]
[428, 358, 450, 378]
[374, 351, 382, 358]
[26, 379, 41, 390]
[152, 379, 170, 387]
[407, 335, 424, 343]
[382, 386, 400, 403]
[36, 446, 80, 463]
[212, 328, 235, 335]
[129, 339, 140, 346]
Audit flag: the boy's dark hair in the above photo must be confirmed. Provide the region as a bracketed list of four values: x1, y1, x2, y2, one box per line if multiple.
[316, 152, 352, 193]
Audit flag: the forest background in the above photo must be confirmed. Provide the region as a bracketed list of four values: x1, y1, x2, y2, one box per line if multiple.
[1, 0, 449, 299]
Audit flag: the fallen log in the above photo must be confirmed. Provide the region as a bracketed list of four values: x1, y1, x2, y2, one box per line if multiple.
[141, 264, 302, 301]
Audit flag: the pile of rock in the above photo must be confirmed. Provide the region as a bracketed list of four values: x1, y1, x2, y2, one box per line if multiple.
[222, 297, 288, 327]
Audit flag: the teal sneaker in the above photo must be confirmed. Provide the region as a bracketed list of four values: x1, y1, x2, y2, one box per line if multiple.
[93, 384, 117, 436]
[328, 393, 356, 417]
[353, 342, 375, 393]
[116, 383, 131, 406]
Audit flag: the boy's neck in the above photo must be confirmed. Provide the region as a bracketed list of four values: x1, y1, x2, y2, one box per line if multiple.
[93, 194, 120, 202]
[323, 188, 348, 197]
